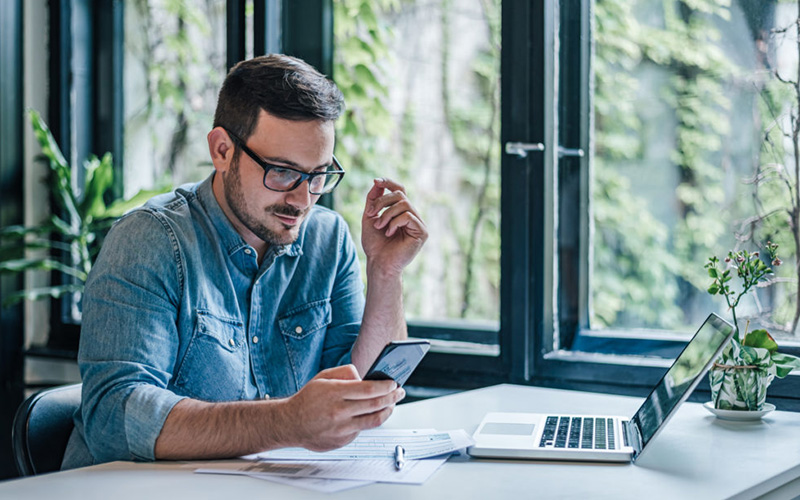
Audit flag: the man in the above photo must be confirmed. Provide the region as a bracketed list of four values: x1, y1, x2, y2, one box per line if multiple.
[62, 54, 427, 468]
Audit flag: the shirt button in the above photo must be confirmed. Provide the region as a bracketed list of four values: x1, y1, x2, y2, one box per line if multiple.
[263, 394, 270, 400]
[229, 338, 235, 347]
[252, 336, 259, 344]
[295, 326, 303, 334]
[244, 248, 252, 255]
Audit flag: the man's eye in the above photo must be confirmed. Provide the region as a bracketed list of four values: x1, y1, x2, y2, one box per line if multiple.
[271, 167, 296, 178]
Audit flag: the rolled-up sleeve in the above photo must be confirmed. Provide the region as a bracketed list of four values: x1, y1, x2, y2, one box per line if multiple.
[78, 211, 186, 462]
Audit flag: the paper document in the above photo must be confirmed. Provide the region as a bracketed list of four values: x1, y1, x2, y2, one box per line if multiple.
[191, 461, 371, 493]
[251, 428, 474, 461]
[245, 474, 370, 493]
[196, 455, 448, 485]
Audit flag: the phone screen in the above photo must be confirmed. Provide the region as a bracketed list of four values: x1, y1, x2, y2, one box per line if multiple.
[363, 340, 431, 386]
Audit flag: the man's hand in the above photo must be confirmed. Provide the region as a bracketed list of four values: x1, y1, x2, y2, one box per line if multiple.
[280, 364, 405, 451]
[361, 178, 428, 277]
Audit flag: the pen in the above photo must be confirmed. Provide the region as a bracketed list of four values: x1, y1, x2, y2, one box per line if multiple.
[394, 444, 405, 471]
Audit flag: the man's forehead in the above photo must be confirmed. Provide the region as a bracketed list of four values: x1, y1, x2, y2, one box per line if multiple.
[248, 111, 335, 167]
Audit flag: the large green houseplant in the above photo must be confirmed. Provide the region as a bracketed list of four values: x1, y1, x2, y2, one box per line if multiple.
[705, 243, 800, 411]
[0, 110, 164, 311]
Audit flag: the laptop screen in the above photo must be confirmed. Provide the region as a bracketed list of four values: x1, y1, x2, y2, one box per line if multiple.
[630, 314, 734, 455]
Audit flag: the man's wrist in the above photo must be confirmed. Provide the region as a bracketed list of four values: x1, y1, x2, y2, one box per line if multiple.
[365, 259, 404, 281]
[263, 397, 299, 449]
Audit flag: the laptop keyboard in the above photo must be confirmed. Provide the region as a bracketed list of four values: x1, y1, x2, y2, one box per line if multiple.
[539, 416, 616, 450]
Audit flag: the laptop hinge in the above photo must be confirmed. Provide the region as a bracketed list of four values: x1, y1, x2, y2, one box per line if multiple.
[622, 420, 643, 460]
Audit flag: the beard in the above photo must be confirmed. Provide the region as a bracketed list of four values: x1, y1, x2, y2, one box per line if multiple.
[223, 154, 308, 247]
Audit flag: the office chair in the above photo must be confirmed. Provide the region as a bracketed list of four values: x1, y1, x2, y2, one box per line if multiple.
[12, 383, 82, 476]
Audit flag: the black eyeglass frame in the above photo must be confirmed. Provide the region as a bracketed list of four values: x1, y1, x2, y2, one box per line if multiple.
[223, 127, 345, 195]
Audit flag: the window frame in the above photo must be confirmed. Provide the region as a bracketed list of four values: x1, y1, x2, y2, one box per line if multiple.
[0, 0, 25, 409]
[407, 0, 548, 388]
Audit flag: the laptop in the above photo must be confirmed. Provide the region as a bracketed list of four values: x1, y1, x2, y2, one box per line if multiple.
[468, 313, 734, 463]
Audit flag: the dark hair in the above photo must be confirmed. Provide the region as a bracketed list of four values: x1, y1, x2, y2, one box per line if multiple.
[213, 54, 344, 141]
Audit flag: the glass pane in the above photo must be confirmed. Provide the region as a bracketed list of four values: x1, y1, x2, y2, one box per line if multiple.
[123, 0, 227, 197]
[332, 0, 502, 329]
[591, 1, 800, 337]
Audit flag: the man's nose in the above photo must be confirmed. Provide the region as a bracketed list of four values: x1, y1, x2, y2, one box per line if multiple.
[285, 180, 313, 209]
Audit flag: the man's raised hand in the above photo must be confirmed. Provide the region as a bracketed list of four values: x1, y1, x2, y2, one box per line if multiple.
[361, 178, 428, 278]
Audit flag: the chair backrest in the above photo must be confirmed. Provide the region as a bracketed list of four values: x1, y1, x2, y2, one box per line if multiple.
[12, 383, 82, 476]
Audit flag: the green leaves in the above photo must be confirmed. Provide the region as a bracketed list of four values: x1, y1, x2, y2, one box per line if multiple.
[770, 353, 800, 378]
[0, 110, 170, 307]
[742, 329, 778, 353]
[0, 258, 88, 281]
[705, 246, 779, 342]
[1, 284, 84, 308]
[79, 153, 115, 222]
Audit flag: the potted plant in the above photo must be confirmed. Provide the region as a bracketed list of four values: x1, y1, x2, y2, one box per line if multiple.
[0, 110, 166, 339]
[704, 242, 800, 411]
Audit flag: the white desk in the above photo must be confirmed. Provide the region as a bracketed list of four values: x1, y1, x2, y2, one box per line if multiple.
[3, 384, 800, 499]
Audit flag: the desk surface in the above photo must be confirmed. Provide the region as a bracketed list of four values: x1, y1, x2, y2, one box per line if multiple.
[3, 384, 800, 499]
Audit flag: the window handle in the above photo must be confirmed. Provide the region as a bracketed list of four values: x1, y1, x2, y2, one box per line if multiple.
[505, 142, 545, 158]
[558, 146, 584, 158]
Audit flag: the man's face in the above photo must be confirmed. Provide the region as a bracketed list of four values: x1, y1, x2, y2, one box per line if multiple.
[216, 110, 335, 249]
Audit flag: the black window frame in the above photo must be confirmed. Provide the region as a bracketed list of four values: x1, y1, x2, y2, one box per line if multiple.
[0, 0, 26, 479]
[404, 0, 546, 389]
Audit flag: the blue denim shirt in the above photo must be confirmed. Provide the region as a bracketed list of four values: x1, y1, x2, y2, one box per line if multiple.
[62, 174, 365, 469]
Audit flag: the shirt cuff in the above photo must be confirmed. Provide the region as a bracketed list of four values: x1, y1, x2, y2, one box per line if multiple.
[124, 385, 186, 461]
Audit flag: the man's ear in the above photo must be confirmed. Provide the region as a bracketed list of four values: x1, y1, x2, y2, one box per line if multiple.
[207, 127, 235, 173]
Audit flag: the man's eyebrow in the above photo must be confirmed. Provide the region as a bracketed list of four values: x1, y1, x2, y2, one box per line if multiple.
[261, 155, 333, 171]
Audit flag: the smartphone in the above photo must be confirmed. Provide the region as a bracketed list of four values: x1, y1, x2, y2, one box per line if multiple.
[363, 339, 431, 387]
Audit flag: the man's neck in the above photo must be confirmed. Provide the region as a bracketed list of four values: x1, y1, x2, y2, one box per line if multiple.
[211, 171, 269, 260]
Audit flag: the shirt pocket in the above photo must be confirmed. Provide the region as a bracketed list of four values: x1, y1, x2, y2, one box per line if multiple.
[174, 310, 247, 401]
[278, 299, 332, 389]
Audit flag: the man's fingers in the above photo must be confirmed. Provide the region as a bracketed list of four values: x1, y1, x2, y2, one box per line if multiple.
[373, 177, 406, 194]
[309, 377, 397, 400]
[346, 387, 406, 415]
[314, 364, 361, 381]
[340, 379, 399, 400]
[371, 197, 411, 226]
[352, 405, 395, 431]
[383, 212, 427, 239]
[364, 178, 411, 217]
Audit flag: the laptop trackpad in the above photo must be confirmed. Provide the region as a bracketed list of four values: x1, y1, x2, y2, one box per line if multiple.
[480, 422, 536, 436]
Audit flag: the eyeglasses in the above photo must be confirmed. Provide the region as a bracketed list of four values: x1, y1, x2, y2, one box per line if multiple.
[223, 128, 345, 195]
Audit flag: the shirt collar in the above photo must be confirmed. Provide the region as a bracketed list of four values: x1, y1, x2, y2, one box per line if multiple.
[197, 174, 303, 258]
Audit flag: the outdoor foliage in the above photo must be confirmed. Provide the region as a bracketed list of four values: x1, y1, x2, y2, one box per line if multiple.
[592, 0, 740, 330]
[333, 0, 501, 322]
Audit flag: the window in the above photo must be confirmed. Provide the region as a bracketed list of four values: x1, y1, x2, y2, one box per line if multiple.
[329, 0, 542, 385]
[123, 0, 227, 196]
[552, 0, 800, 407]
[332, 0, 502, 348]
[584, 0, 796, 337]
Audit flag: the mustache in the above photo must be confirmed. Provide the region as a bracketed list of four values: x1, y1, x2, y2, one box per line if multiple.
[269, 205, 305, 217]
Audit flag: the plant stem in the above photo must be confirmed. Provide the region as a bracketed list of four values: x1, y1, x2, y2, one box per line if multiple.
[722, 277, 739, 341]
